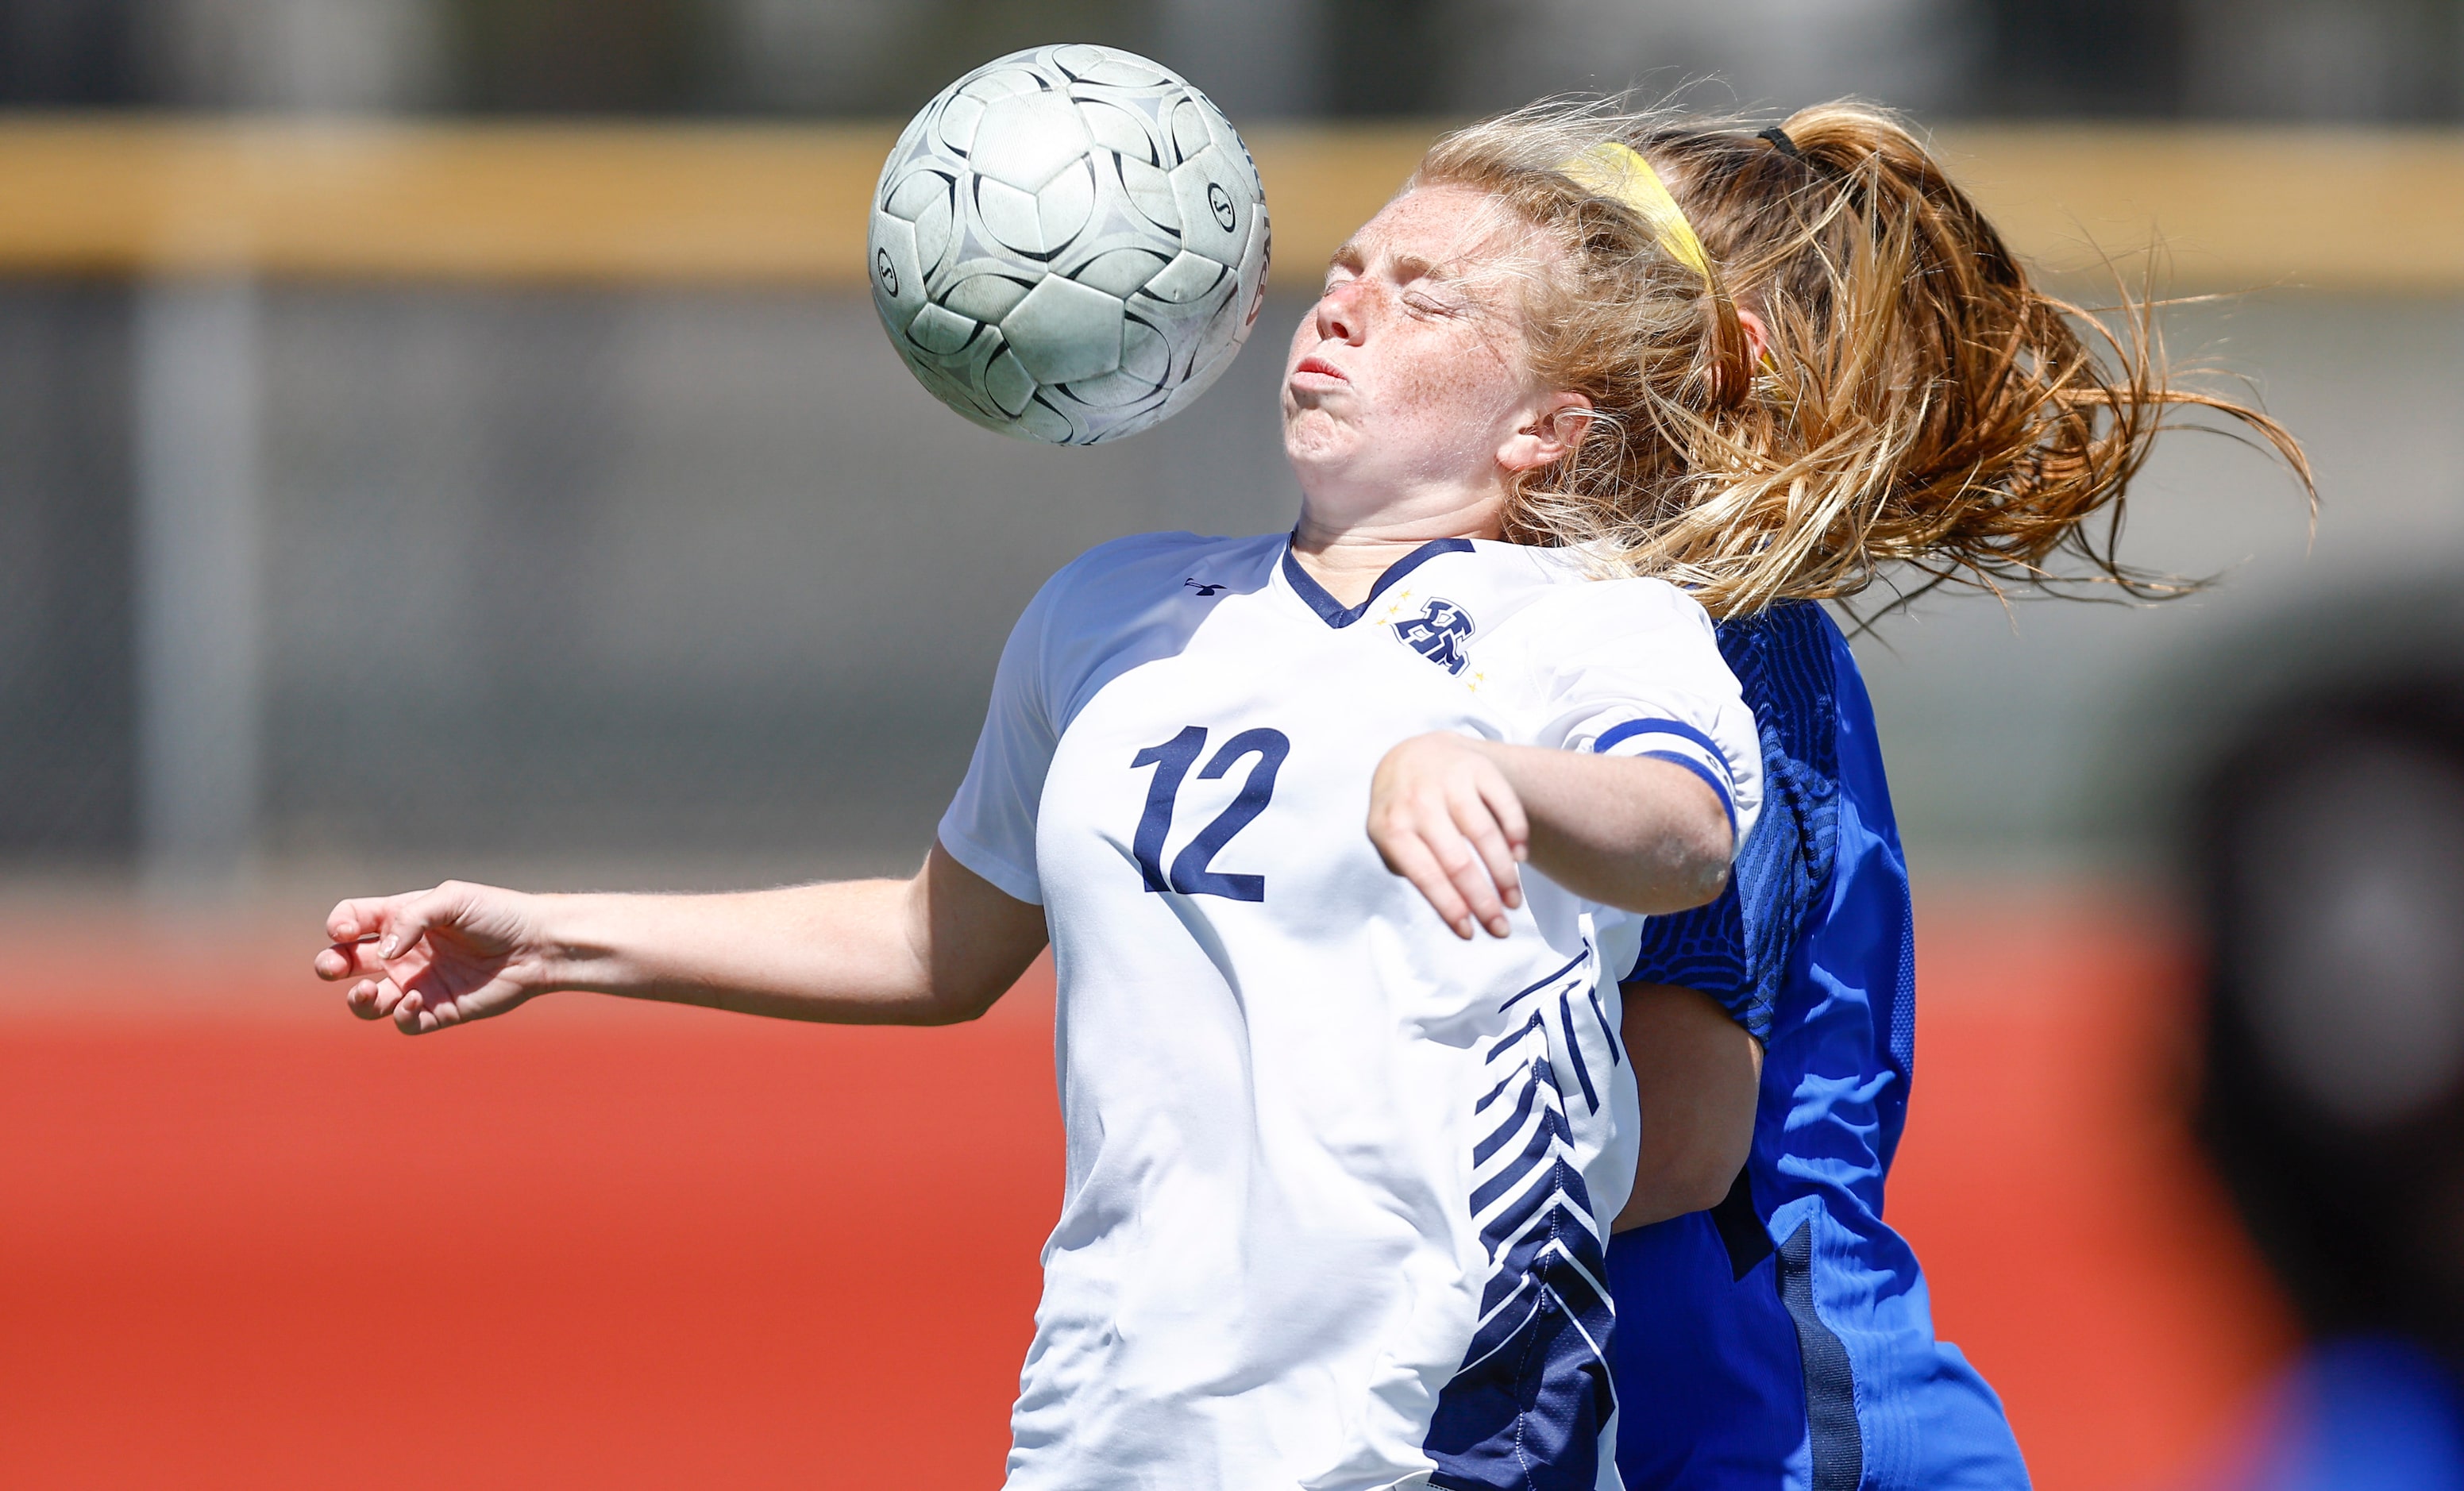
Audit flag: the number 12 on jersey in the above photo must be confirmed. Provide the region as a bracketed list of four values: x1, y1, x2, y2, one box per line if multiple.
[1130, 726, 1290, 901]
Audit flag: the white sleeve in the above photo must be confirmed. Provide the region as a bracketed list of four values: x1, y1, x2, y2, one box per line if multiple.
[935, 574, 1064, 906]
[1528, 579, 1763, 850]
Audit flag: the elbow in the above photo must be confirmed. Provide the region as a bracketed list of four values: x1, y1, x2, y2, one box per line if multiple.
[910, 956, 1031, 1025]
[910, 985, 1003, 1026]
[1618, 1111, 1753, 1230]
[1664, 1158, 1743, 1219]
[1679, 774, 1745, 904]
[1673, 842, 1731, 911]
[1679, 799, 1738, 907]
[1633, 761, 1738, 914]
[1617, 1150, 1747, 1233]
[1637, 816, 1733, 915]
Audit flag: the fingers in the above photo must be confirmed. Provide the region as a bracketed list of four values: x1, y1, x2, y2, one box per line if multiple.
[1450, 775, 1525, 915]
[345, 976, 451, 1035]
[1475, 771, 1531, 869]
[324, 896, 405, 948]
[323, 881, 530, 1037]
[371, 889, 445, 961]
[314, 939, 391, 982]
[343, 965, 504, 1034]
[1435, 811, 1512, 939]
[1376, 828, 1479, 941]
[1370, 772, 1524, 940]
[393, 987, 434, 1034]
[319, 882, 490, 994]
[324, 885, 463, 963]
[350, 970, 514, 1036]
[345, 975, 415, 1024]
[395, 981, 509, 1036]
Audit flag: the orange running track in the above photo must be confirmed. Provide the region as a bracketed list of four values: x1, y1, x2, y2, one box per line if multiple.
[0, 892, 2292, 1489]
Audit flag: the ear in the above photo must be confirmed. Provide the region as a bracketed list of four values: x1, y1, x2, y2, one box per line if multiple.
[1736, 307, 1772, 369]
[1498, 389, 1594, 474]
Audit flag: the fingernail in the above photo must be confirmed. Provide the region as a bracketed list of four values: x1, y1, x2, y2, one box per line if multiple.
[378, 936, 399, 957]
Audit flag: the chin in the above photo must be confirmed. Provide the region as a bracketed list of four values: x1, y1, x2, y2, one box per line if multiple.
[1280, 410, 1346, 464]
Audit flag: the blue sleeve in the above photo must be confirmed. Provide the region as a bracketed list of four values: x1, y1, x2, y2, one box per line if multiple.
[1625, 779, 1798, 1042]
[1623, 603, 1845, 1042]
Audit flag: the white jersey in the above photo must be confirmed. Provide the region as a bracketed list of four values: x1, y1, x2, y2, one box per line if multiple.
[939, 531, 1761, 1491]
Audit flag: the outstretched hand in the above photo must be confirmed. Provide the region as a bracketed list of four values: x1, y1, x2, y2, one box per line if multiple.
[1367, 732, 1529, 940]
[313, 880, 553, 1034]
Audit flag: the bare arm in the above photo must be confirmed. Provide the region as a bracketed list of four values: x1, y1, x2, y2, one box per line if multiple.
[313, 840, 1048, 1034]
[1367, 732, 1733, 939]
[1613, 982, 1763, 1231]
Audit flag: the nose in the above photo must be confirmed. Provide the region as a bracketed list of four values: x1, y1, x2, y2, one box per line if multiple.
[1315, 279, 1369, 346]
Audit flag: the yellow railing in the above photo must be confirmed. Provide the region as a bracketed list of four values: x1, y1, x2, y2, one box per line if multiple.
[2, 115, 2458, 291]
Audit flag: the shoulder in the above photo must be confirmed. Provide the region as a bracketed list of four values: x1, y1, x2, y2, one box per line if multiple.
[1045, 529, 1271, 586]
[1004, 530, 1282, 730]
[1710, 602, 1848, 757]
[1714, 595, 1846, 656]
[1472, 545, 1717, 638]
[1717, 602, 1858, 899]
[1027, 530, 1281, 621]
[1520, 575, 1724, 669]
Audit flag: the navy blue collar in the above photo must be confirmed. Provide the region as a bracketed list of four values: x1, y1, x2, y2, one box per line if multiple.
[1280, 534, 1476, 629]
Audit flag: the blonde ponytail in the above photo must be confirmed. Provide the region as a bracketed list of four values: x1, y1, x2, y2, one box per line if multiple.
[1414, 98, 2312, 618]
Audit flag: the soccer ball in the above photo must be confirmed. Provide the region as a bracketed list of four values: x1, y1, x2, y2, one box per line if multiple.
[868, 44, 1271, 445]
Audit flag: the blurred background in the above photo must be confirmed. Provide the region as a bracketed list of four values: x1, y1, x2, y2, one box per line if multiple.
[3, 2, 2461, 1488]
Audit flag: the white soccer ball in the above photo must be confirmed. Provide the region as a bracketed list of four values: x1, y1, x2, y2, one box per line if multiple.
[868, 44, 1271, 445]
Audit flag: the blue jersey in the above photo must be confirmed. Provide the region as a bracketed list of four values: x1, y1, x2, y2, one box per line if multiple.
[1606, 601, 2030, 1490]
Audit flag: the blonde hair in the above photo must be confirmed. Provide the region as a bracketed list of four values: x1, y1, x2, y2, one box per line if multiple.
[1413, 99, 2313, 619]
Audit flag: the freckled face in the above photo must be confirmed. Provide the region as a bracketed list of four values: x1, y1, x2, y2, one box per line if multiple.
[1282, 184, 1551, 503]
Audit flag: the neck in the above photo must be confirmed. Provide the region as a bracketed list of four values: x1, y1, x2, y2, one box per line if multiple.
[1289, 485, 1507, 607]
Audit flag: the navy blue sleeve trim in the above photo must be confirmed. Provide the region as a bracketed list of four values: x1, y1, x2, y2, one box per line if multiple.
[1591, 715, 1729, 772]
[1641, 749, 1737, 841]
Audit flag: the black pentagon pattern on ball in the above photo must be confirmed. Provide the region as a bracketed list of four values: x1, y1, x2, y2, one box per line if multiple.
[867, 43, 1272, 445]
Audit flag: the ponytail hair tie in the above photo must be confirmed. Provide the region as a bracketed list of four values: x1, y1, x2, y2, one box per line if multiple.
[1757, 126, 1802, 159]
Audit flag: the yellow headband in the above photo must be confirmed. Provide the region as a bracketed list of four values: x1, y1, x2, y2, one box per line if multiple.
[1558, 141, 1713, 283]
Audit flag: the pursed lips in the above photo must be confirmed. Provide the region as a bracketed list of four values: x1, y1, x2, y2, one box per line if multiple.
[1292, 355, 1349, 387]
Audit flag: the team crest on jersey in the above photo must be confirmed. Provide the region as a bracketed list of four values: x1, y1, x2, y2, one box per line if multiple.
[1392, 597, 1475, 675]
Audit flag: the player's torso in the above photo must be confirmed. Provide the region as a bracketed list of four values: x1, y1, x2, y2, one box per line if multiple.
[1010, 534, 1641, 1491]
[1607, 604, 2024, 1491]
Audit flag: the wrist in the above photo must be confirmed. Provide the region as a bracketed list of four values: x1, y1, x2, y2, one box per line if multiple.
[1460, 734, 1529, 781]
[526, 890, 631, 996]
[1410, 729, 1506, 762]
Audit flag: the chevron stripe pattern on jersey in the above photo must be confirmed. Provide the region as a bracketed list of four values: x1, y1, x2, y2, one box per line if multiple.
[1426, 945, 1618, 1491]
